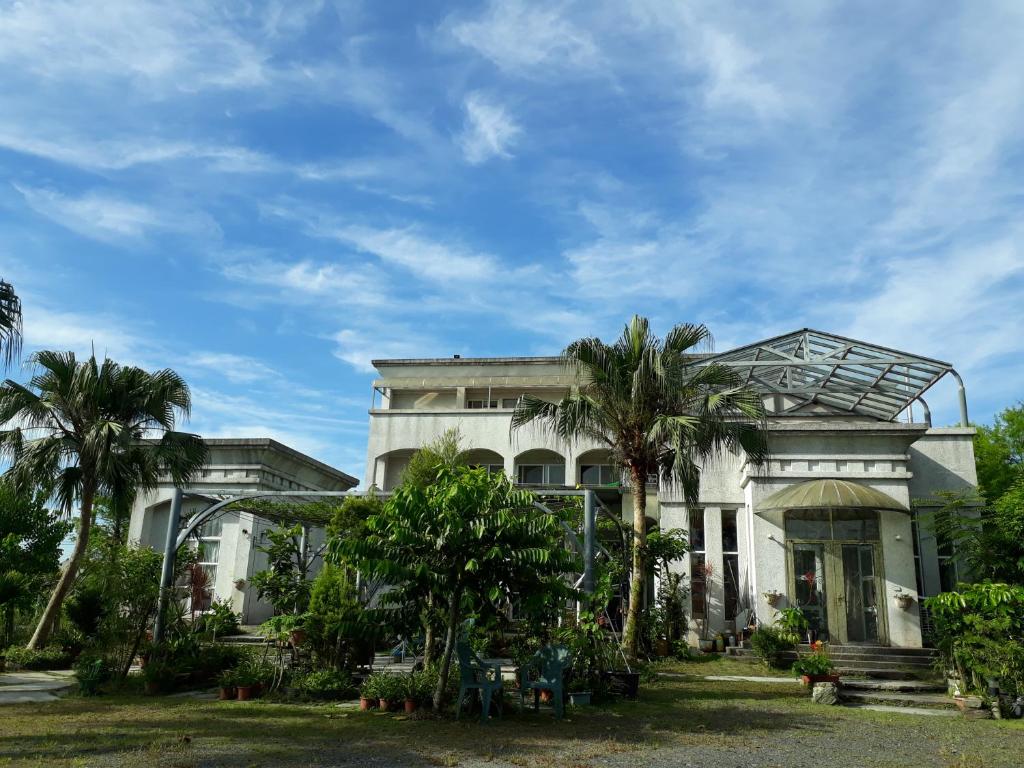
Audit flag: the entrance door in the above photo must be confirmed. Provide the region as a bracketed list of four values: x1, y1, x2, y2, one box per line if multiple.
[788, 541, 884, 644]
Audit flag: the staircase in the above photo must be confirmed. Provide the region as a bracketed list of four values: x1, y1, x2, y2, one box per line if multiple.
[730, 643, 939, 680]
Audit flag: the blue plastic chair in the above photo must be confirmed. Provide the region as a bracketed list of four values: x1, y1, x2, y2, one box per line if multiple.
[455, 640, 503, 724]
[517, 644, 570, 719]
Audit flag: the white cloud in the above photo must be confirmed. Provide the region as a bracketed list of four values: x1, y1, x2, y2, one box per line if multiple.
[185, 352, 281, 385]
[330, 328, 436, 373]
[219, 255, 394, 309]
[444, 1, 602, 76]
[458, 93, 522, 164]
[13, 184, 218, 242]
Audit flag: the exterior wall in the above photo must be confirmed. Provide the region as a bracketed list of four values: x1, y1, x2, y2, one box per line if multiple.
[366, 356, 980, 649]
[127, 439, 356, 625]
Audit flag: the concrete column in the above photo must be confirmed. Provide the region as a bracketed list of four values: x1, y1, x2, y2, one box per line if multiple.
[455, 387, 467, 409]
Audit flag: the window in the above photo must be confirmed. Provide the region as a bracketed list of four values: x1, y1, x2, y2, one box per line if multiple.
[580, 464, 617, 485]
[194, 517, 223, 612]
[516, 463, 565, 485]
[689, 509, 706, 620]
[722, 510, 739, 620]
[784, 509, 880, 541]
[501, 398, 519, 409]
[937, 530, 959, 593]
[911, 513, 925, 597]
[467, 399, 497, 409]
[471, 463, 505, 475]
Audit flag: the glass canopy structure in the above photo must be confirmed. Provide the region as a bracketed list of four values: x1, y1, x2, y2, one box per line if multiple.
[702, 329, 967, 425]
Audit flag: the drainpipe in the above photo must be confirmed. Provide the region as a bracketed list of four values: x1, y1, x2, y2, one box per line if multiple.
[949, 370, 969, 427]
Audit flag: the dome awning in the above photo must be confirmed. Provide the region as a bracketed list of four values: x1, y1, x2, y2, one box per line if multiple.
[757, 478, 910, 513]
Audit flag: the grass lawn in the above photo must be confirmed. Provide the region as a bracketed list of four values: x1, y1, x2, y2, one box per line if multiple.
[1, 674, 1021, 768]
[652, 652, 794, 678]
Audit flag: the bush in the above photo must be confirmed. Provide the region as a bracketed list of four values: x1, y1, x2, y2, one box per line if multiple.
[791, 642, 835, 677]
[749, 627, 796, 668]
[193, 599, 240, 639]
[292, 669, 354, 699]
[926, 582, 1024, 698]
[73, 654, 112, 696]
[3, 645, 71, 670]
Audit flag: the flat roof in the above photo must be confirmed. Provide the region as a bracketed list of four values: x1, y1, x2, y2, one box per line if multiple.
[202, 437, 358, 487]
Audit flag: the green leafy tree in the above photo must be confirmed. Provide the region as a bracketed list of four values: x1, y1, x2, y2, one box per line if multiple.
[511, 316, 768, 660]
[337, 465, 579, 709]
[251, 522, 312, 615]
[930, 484, 1024, 586]
[974, 403, 1024, 503]
[0, 279, 21, 369]
[0, 481, 70, 646]
[0, 351, 208, 648]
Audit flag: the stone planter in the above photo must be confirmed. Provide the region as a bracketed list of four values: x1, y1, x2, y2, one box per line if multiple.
[569, 691, 592, 706]
[894, 593, 915, 611]
[764, 591, 784, 608]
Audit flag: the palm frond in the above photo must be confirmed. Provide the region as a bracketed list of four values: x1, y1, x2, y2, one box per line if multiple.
[0, 279, 22, 369]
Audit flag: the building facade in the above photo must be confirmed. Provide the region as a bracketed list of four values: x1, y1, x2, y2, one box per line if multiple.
[363, 329, 977, 648]
[128, 438, 357, 625]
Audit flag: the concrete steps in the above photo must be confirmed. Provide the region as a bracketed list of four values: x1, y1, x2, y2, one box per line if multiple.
[730, 644, 939, 680]
[838, 678, 957, 713]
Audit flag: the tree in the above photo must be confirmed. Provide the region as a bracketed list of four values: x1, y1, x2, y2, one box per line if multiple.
[337, 465, 578, 710]
[0, 279, 22, 370]
[0, 351, 207, 648]
[511, 316, 768, 661]
[931, 483, 1024, 586]
[251, 522, 313, 615]
[0, 480, 70, 646]
[974, 403, 1024, 503]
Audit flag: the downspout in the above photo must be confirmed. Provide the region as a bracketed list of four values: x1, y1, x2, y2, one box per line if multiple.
[949, 369, 969, 427]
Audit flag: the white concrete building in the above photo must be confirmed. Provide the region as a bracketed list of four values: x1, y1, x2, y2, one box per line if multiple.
[128, 438, 357, 625]
[363, 329, 977, 648]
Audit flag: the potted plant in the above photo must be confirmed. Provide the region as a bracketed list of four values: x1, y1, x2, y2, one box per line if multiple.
[776, 607, 811, 645]
[359, 674, 378, 711]
[142, 660, 174, 695]
[217, 669, 237, 701]
[763, 590, 784, 608]
[403, 671, 419, 714]
[235, 664, 259, 701]
[894, 591, 915, 611]
[377, 672, 399, 711]
[792, 641, 839, 685]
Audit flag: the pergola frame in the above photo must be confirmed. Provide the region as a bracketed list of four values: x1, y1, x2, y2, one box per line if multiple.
[154, 486, 598, 642]
[701, 328, 968, 426]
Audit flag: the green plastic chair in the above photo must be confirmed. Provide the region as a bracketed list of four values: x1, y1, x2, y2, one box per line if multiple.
[517, 644, 570, 719]
[455, 640, 503, 724]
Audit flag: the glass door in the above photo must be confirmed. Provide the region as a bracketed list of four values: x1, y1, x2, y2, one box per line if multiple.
[791, 543, 828, 642]
[840, 544, 880, 644]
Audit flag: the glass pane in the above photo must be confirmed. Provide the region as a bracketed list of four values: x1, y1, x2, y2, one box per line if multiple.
[518, 465, 543, 484]
[546, 464, 565, 485]
[689, 510, 705, 552]
[832, 509, 879, 540]
[785, 509, 831, 539]
[690, 553, 706, 619]
[792, 543, 828, 641]
[198, 540, 220, 564]
[502, 398, 518, 408]
[581, 465, 601, 484]
[842, 544, 878, 643]
[722, 510, 738, 553]
[939, 558, 959, 592]
[198, 516, 223, 538]
[723, 553, 739, 620]
[600, 465, 617, 485]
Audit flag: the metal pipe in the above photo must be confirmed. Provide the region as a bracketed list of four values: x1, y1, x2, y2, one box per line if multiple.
[583, 490, 595, 595]
[950, 370, 969, 427]
[916, 397, 932, 427]
[154, 487, 183, 644]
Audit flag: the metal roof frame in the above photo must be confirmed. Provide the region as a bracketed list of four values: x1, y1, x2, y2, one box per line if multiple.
[702, 328, 968, 425]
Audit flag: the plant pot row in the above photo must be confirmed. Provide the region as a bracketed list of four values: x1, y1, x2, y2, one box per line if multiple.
[360, 696, 421, 713]
[216, 683, 264, 701]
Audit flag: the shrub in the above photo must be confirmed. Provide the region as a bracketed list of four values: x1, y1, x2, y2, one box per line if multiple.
[193, 599, 240, 639]
[3, 645, 71, 670]
[749, 627, 796, 668]
[73, 654, 112, 696]
[293, 669, 354, 699]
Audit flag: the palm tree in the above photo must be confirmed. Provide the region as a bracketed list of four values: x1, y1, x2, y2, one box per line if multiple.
[511, 316, 769, 661]
[0, 351, 208, 648]
[0, 279, 23, 369]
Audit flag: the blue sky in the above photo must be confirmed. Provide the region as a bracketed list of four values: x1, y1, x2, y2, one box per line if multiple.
[1, 1, 1022, 481]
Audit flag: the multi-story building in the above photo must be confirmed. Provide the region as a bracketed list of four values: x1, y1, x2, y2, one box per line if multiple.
[128, 438, 357, 624]
[363, 329, 978, 648]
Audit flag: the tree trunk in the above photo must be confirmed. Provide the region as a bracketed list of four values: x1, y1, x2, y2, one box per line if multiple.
[620, 467, 647, 663]
[2, 603, 14, 648]
[423, 592, 435, 668]
[432, 585, 463, 711]
[28, 483, 95, 649]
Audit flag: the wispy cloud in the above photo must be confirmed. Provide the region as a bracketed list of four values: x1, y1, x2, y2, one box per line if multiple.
[458, 92, 522, 164]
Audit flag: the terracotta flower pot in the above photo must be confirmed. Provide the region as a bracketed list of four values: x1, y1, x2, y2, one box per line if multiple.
[218, 686, 236, 701]
[379, 698, 392, 711]
[237, 685, 254, 701]
[800, 674, 840, 686]
[404, 698, 417, 714]
[359, 697, 374, 711]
